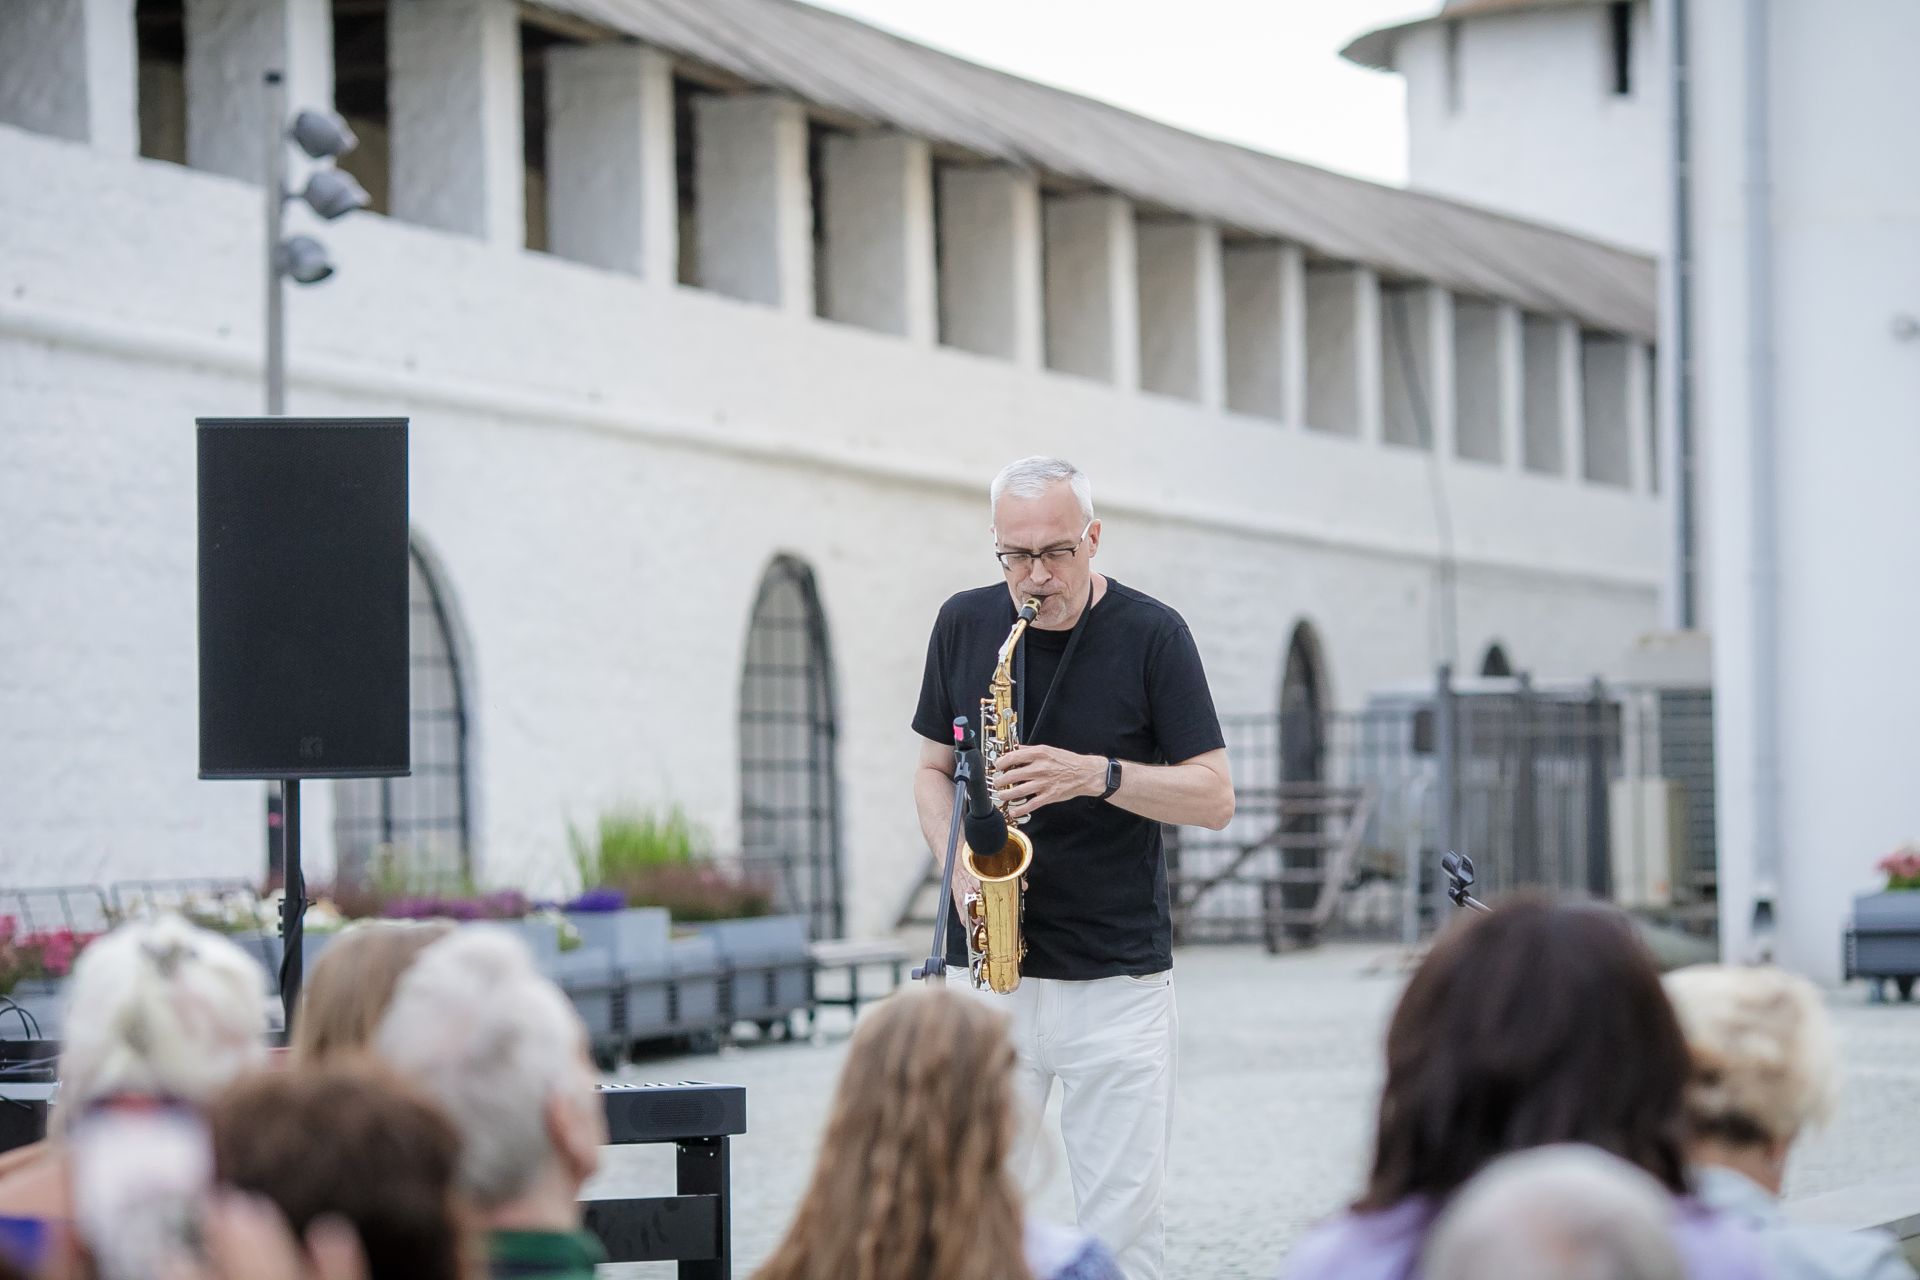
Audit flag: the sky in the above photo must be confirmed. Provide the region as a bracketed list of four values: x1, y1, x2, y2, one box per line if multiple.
[806, 0, 1432, 186]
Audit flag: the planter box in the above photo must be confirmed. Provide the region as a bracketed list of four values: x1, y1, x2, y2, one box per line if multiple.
[1846, 891, 1920, 1001]
[0, 979, 65, 1041]
[696, 915, 810, 1028]
[666, 933, 725, 1035]
[546, 948, 621, 1048]
[565, 908, 671, 971]
[250, 931, 337, 992]
[620, 957, 675, 1042]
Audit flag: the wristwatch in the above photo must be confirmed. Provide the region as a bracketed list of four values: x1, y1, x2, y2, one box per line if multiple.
[1098, 757, 1122, 801]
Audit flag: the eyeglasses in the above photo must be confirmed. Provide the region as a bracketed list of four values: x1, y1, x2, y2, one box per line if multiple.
[994, 521, 1092, 572]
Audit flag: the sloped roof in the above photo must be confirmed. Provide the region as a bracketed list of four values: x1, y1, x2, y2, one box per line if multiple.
[1341, 0, 1606, 73]
[533, 0, 1656, 338]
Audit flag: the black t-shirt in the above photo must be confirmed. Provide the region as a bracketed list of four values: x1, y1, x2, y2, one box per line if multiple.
[912, 579, 1226, 979]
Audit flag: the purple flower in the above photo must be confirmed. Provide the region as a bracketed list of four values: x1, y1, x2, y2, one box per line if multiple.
[563, 888, 626, 913]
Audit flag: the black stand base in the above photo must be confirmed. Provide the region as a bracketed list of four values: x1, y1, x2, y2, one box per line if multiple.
[278, 778, 306, 1031]
[915, 723, 983, 986]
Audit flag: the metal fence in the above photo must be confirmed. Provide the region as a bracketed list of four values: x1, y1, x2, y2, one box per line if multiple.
[1170, 667, 1717, 945]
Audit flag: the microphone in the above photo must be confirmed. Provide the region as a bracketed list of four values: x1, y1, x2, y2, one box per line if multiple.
[953, 718, 1008, 854]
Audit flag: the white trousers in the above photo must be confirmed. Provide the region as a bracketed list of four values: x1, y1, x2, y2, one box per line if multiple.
[970, 971, 1178, 1280]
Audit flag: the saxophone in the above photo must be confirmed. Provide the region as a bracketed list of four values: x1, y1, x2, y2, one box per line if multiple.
[961, 597, 1040, 993]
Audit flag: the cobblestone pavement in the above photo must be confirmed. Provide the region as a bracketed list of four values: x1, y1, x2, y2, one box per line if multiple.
[590, 941, 1920, 1279]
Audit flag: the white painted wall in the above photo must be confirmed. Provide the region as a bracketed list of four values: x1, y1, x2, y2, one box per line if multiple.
[0, 122, 1665, 932]
[1398, 2, 1667, 255]
[1696, 2, 1920, 982]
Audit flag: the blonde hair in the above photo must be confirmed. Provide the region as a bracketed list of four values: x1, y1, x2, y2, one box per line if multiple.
[55, 915, 269, 1134]
[751, 987, 1034, 1280]
[1663, 964, 1837, 1147]
[292, 919, 454, 1064]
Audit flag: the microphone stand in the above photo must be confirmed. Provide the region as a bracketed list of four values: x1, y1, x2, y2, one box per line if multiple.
[913, 717, 977, 985]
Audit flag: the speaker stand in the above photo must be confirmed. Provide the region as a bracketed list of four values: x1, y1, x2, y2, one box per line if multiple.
[277, 779, 306, 1033]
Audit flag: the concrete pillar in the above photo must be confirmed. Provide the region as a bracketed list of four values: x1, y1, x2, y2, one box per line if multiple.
[0, 0, 137, 154]
[1452, 297, 1503, 463]
[544, 44, 676, 280]
[819, 131, 936, 340]
[694, 93, 813, 313]
[1495, 304, 1525, 471]
[1305, 264, 1382, 439]
[1383, 284, 1453, 450]
[1043, 193, 1139, 389]
[1135, 220, 1226, 408]
[1557, 320, 1587, 482]
[389, 0, 523, 246]
[185, 0, 333, 182]
[937, 165, 1044, 366]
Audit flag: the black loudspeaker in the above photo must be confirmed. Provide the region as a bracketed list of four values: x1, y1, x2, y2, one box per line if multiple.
[197, 417, 410, 780]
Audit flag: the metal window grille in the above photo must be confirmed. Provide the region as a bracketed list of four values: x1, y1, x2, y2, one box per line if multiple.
[332, 546, 470, 888]
[738, 558, 844, 939]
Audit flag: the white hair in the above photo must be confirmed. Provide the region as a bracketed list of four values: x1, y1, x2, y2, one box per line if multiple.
[1663, 964, 1837, 1145]
[1424, 1146, 1686, 1280]
[372, 924, 589, 1209]
[990, 457, 1094, 522]
[55, 915, 270, 1134]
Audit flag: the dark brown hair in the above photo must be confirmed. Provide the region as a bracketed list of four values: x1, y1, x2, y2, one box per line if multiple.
[751, 987, 1034, 1280]
[291, 921, 454, 1065]
[209, 1062, 475, 1280]
[1359, 893, 1693, 1211]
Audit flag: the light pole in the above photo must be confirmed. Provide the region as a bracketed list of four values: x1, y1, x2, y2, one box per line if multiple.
[263, 68, 366, 415]
[261, 70, 367, 1027]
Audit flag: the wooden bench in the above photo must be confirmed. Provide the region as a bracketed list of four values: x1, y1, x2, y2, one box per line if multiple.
[808, 937, 913, 1030]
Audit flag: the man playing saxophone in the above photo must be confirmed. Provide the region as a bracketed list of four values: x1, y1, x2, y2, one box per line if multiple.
[911, 456, 1234, 1280]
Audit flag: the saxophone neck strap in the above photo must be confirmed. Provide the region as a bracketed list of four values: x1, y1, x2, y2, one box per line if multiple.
[1016, 580, 1096, 744]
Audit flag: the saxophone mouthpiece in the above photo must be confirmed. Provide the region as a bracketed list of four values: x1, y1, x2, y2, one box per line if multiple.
[1019, 597, 1040, 622]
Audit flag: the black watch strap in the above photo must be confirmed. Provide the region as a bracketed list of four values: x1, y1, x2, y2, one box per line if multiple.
[1099, 757, 1122, 800]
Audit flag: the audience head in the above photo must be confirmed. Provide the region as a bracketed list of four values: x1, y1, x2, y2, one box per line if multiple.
[292, 919, 454, 1064]
[55, 914, 269, 1135]
[1424, 1146, 1687, 1280]
[209, 1060, 471, 1280]
[1663, 964, 1836, 1193]
[372, 926, 605, 1220]
[1361, 894, 1693, 1211]
[752, 985, 1030, 1280]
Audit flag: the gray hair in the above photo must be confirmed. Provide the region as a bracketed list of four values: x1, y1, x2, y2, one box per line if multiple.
[372, 925, 589, 1209]
[55, 915, 270, 1134]
[1424, 1146, 1686, 1280]
[990, 456, 1094, 522]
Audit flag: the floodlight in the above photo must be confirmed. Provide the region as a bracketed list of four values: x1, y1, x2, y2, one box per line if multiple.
[289, 109, 358, 160]
[301, 168, 370, 220]
[277, 235, 334, 285]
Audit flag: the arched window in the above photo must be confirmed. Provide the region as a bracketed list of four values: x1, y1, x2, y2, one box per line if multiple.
[738, 557, 844, 939]
[333, 544, 471, 888]
[1480, 642, 1514, 678]
[1279, 622, 1328, 785]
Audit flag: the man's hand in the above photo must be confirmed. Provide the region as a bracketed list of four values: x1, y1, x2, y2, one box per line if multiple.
[993, 745, 1103, 821]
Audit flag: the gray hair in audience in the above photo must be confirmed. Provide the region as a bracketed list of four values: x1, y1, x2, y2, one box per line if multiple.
[372, 924, 590, 1208]
[55, 914, 270, 1134]
[1424, 1145, 1686, 1280]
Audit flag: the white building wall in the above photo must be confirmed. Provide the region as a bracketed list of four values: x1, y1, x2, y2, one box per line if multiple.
[1398, 2, 1667, 255]
[0, 120, 1665, 931]
[1696, 2, 1920, 981]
